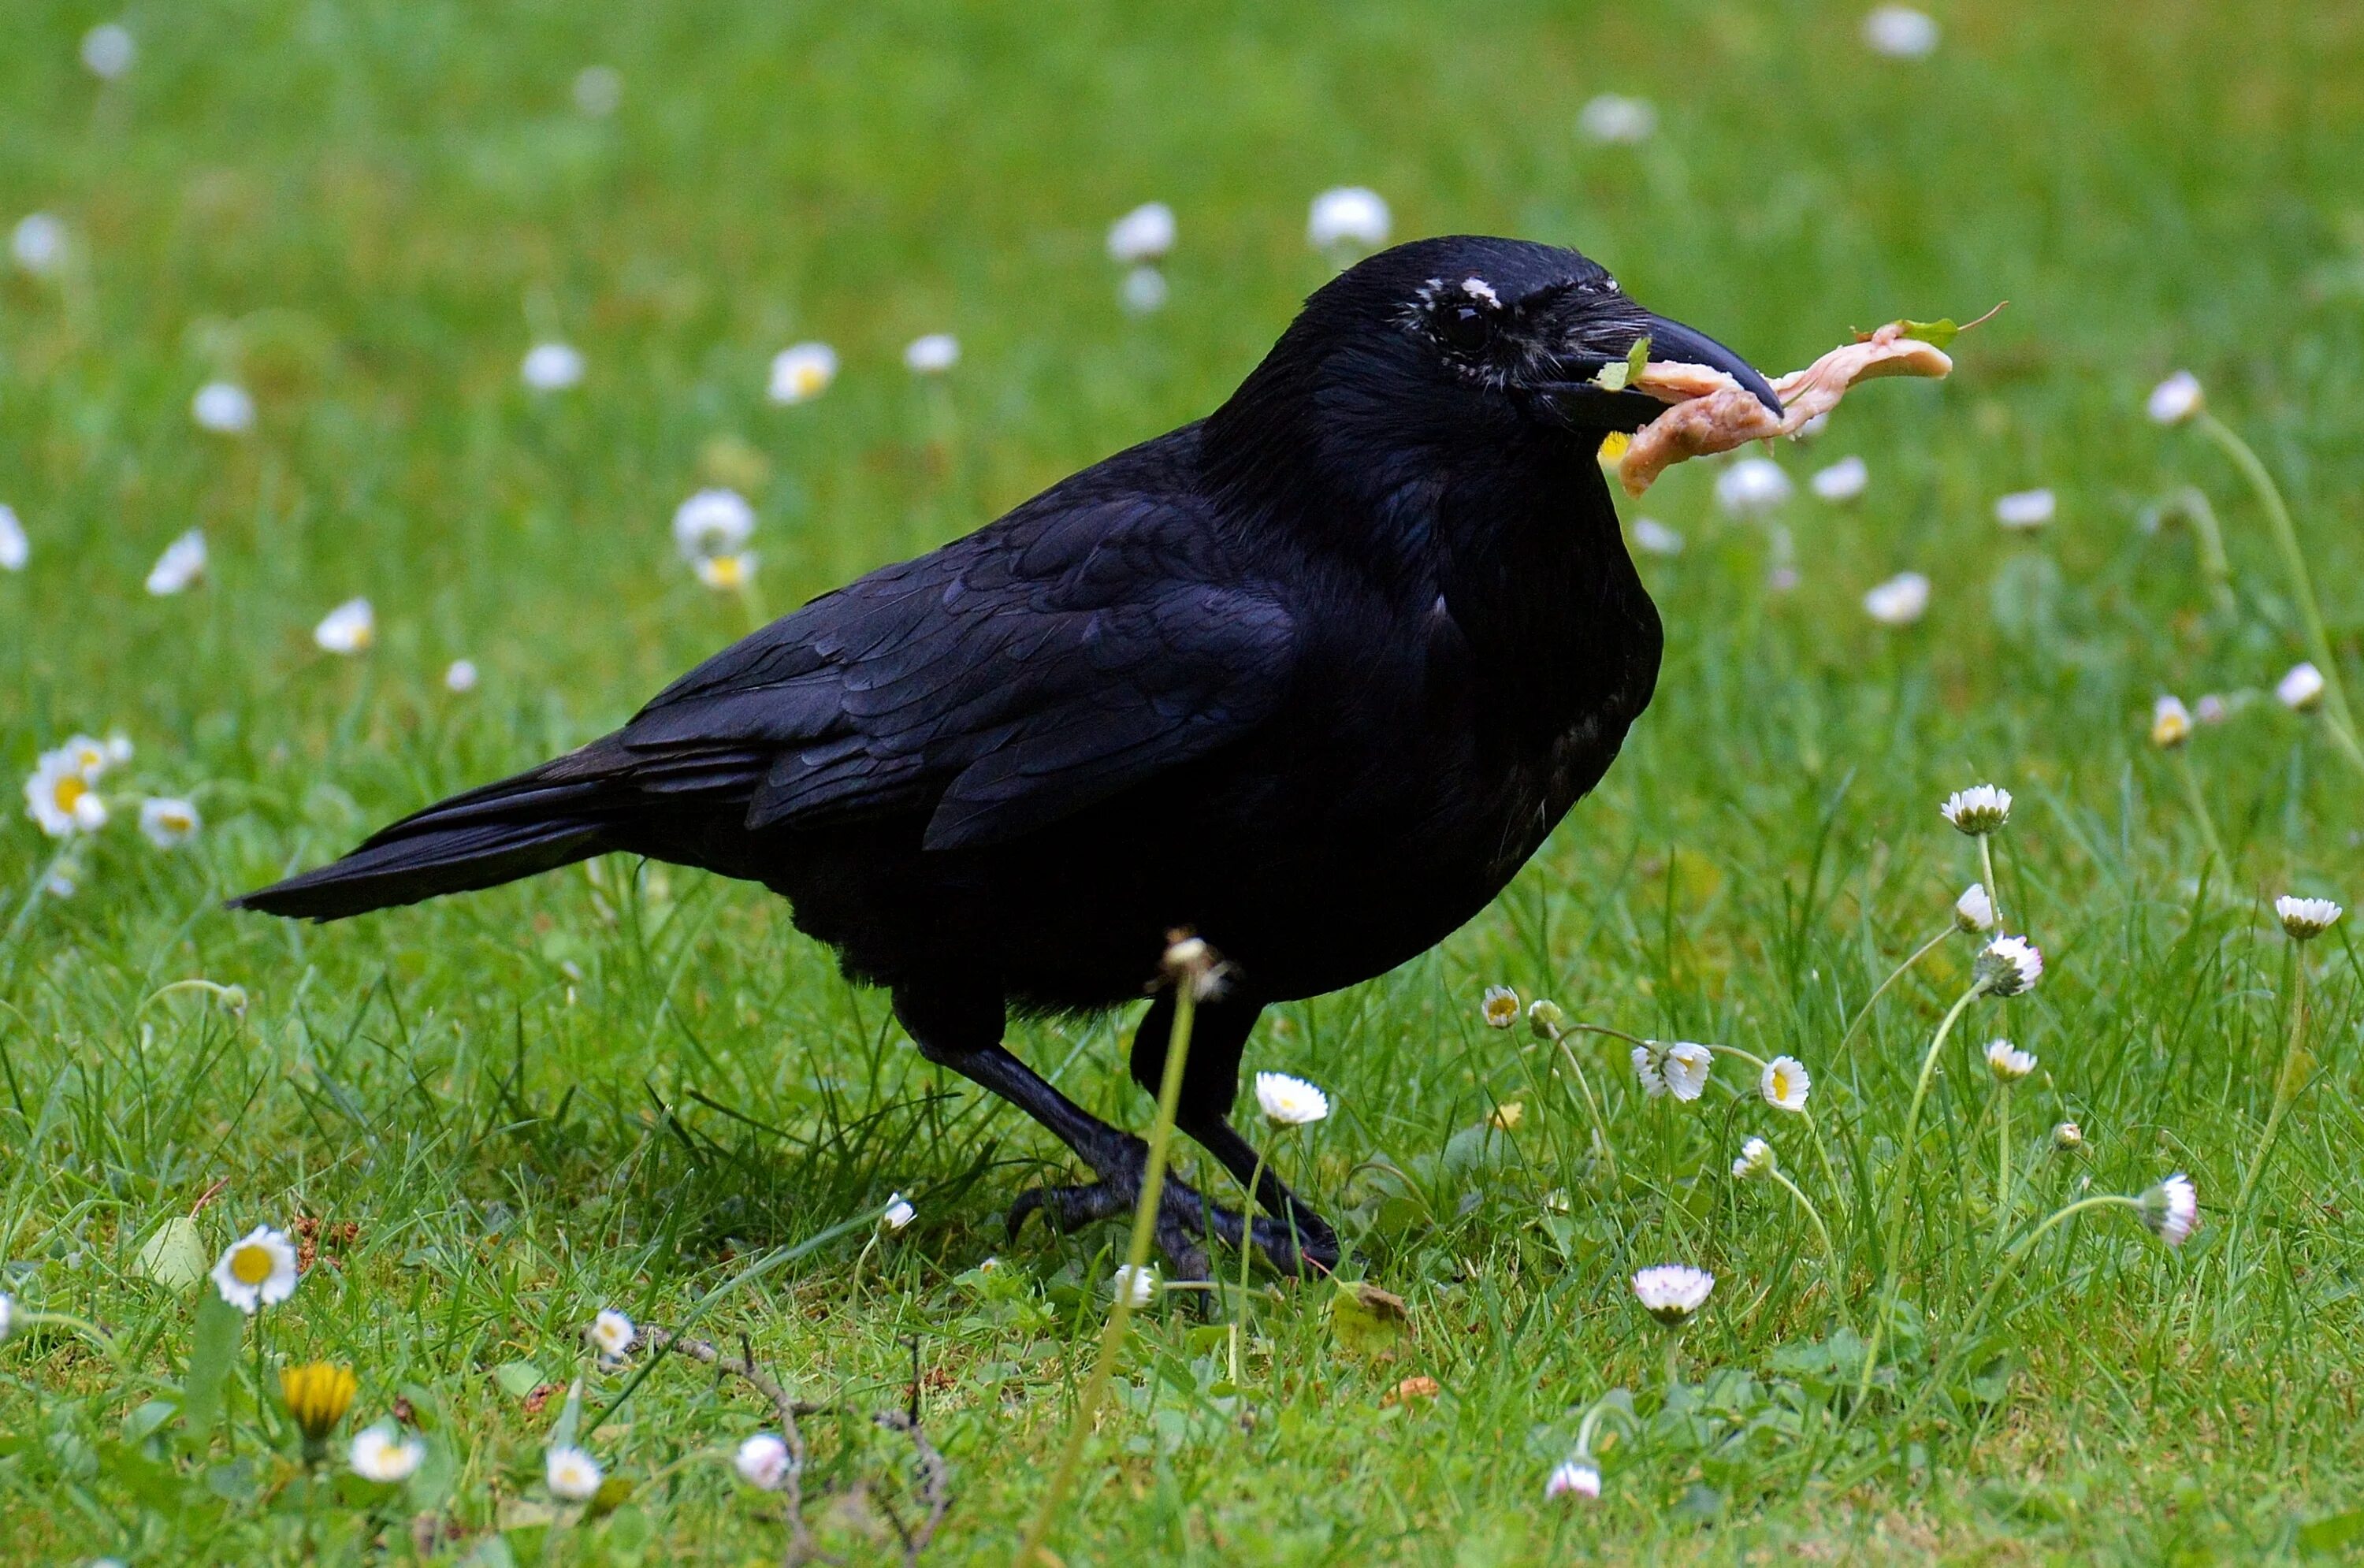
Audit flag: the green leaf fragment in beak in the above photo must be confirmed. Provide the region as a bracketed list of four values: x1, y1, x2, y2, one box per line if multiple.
[1590, 333, 1652, 392]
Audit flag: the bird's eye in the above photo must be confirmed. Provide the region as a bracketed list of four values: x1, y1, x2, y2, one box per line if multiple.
[1437, 303, 1492, 354]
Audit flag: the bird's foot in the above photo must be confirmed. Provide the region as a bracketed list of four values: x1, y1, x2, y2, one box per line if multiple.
[1007, 1169, 1339, 1282]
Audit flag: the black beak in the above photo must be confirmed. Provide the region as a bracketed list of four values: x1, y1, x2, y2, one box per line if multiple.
[1526, 310, 1782, 435]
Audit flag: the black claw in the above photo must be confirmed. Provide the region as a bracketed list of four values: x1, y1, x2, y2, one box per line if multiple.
[1005, 1169, 1341, 1282]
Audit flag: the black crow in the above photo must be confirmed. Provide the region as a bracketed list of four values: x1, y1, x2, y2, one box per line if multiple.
[235, 236, 1777, 1279]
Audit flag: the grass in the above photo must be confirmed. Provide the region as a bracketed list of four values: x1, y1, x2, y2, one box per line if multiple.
[6, 0, 2364, 1560]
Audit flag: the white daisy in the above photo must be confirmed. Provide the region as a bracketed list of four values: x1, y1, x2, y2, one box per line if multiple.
[2141, 1172, 2199, 1247]
[1955, 882, 1997, 932]
[1993, 488, 2056, 529]
[444, 659, 479, 693]
[1630, 516, 1683, 556]
[768, 342, 838, 405]
[1254, 1072, 1329, 1127]
[2275, 895, 2342, 942]
[1631, 1042, 1666, 1098]
[1546, 1458, 1603, 1499]
[1760, 1055, 1810, 1112]
[1863, 6, 1941, 58]
[0, 503, 25, 570]
[350, 1423, 426, 1482]
[2147, 371, 2203, 425]
[1107, 202, 1176, 264]
[1731, 1136, 1775, 1180]
[882, 1191, 916, 1230]
[1940, 784, 2013, 836]
[1863, 570, 1931, 626]
[2277, 662, 2325, 713]
[211, 1225, 299, 1313]
[1307, 187, 1391, 251]
[139, 797, 200, 849]
[1811, 455, 1868, 502]
[735, 1433, 794, 1490]
[1715, 456, 1792, 516]
[191, 382, 256, 435]
[1577, 94, 1656, 145]
[2150, 694, 2193, 749]
[672, 489, 756, 561]
[2053, 1120, 2083, 1150]
[520, 342, 585, 392]
[10, 214, 65, 277]
[1631, 1264, 1714, 1325]
[1662, 1042, 1714, 1102]
[81, 22, 137, 80]
[1481, 984, 1520, 1029]
[314, 598, 374, 654]
[588, 1309, 635, 1357]
[1119, 265, 1169, 315]
[1112, 1262, 1158, 1307]
[145, 529, 206, 596]
[24, 749, 107, 837]
[903, 333, 960, 374]
[572, 65, 623, 118]
[545, 1444, 603, 1500]
[1983, 1039, 2036, 1082]
[1976, 935, 2044, 998]
[2195, 694, 2228, 726]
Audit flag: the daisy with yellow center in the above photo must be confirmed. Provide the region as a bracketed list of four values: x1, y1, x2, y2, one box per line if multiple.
[24, 749, 107, 837]
[211, 1224, 299, 1313]
[1759, 1054, 1810, 1112]
[695, 552, 756, 591]
[1480, 985, 1520, 1029]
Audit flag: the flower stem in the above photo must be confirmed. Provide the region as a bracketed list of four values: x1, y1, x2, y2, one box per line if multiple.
[1013, 977, 1199, 1568]
[2195, 411, 2364, 781]
[1979, 838, 2004, 934]
[1836, 927, 1953, 1057]
[2171, 749, 2229, 870]
[1546, 1024, 1629, 1182]
[1229, 1141, 1270, 1387]
[2229, 955, 2311, 1254]
[1770, 1166, 1850, 1332]
[1857, 983, 1985, 1403]
[1993, 1083, 2013, 1254]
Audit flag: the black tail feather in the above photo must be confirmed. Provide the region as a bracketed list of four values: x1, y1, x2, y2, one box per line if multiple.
[230, 757, 616, 922]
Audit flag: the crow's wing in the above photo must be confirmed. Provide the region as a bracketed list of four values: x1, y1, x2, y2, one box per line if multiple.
[617, 484, 1296, 852]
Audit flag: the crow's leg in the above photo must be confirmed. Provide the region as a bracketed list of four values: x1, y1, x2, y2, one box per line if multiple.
[894, 985, 1232, 1280]
[1130, 993, 1342, 1277]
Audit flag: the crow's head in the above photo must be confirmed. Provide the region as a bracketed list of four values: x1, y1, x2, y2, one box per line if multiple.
[1213, 236, 1777, 483]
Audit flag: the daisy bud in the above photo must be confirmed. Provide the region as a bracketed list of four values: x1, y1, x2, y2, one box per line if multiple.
[2147, 370, 2203, 425]
[2274, 895, 2342, 943]
[882, 1192, 916, 1230]
[2140, 1172, 2199, 1247]
[279, 1362, 358, 1447]
[1526, 998, 1564, 1036]
[1480, 985, 1520, 1029]
[1954, 882, 1997, 933]
[1939, 784, 2013, 836]
[1545, 1458, 1602, 1500]
[1983, 1039, 2036, 1082]
[734, 1432, 795, 1491]
[1630, 1264, 1714, 1327]
[2277, 662, 2326, 713]
[1731, 1136, 1775, 1180]
[2052, 1120, 2083, 1150]
[1111, 1262, 1158, 1307]
[2150, 695, 2193, 749]
[1975, 936, 2044, 998]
